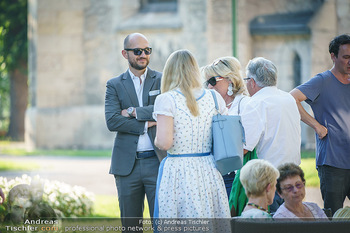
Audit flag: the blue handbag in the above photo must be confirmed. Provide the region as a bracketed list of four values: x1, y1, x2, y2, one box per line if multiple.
[210, 90, 245, 175]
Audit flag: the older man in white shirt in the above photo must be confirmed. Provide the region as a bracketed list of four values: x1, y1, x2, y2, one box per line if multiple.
[241, 57, 301, 213]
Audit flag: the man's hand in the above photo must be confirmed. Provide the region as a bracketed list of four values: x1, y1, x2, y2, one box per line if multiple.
[121, 108, 136, 118]
[315, 124, 328, 139]
[148, 121, 157, 128]
[121, 109, 129, 117]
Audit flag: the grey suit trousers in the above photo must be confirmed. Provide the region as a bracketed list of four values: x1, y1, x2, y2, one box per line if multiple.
[114, 155, 159, 229]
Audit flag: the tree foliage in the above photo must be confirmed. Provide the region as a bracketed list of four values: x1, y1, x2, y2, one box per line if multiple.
[0, 0, 28, 136]
[0, 0, 28, 71]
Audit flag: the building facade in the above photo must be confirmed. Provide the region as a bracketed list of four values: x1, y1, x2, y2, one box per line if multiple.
[26, 0, 350, 149]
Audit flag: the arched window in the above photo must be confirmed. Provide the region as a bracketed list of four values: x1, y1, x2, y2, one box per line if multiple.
[293, 52, 301, 87]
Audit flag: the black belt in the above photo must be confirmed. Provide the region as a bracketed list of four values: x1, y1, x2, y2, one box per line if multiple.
[136, 150, 156, 159]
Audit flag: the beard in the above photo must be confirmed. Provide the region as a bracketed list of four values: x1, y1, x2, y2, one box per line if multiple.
[129, 57, 149, 70]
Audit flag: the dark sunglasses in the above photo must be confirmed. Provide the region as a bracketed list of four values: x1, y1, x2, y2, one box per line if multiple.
[206, 76, 222, 87]
[124, 47, 152, 56]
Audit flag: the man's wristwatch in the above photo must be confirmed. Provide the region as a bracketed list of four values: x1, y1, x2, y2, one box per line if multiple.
[127, 107, 135, 117]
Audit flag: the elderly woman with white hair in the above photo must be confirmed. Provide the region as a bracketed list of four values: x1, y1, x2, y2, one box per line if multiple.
[240, 159, 280, 218]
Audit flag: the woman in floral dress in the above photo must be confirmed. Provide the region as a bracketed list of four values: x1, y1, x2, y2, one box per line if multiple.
[153, 49, 230, 225]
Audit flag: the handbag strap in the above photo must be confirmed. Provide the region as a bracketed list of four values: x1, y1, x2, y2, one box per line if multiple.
[211, 90, 246, 115]
[210, 90, 246, 144]
[210, 90, 219, 112]
[237, 96, 246, 115]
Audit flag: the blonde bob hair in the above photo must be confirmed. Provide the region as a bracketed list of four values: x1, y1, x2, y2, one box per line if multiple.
[240, 159, 279, 198]
[161, 49, 202, 116]
[201, 56, 247, 96]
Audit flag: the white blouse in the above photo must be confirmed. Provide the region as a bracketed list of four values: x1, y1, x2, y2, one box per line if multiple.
[153, 88, 228, 120]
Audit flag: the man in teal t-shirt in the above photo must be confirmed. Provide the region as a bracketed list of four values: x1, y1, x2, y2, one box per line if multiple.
[290, 34, 350, 215]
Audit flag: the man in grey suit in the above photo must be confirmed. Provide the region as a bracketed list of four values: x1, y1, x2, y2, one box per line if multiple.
[105, 33, 166, 229]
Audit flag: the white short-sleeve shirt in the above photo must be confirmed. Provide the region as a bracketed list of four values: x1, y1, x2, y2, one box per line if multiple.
[241, 86, 301, 167]
[153, 88, 227, 120]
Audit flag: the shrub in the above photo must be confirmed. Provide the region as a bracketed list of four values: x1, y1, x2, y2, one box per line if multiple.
[0, 174, 95, 221]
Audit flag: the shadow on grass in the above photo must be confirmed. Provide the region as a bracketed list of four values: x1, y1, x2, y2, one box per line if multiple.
[301, 149, 315, 159]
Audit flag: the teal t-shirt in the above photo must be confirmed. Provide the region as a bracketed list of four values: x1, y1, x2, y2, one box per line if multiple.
[297, 70, 350, 169]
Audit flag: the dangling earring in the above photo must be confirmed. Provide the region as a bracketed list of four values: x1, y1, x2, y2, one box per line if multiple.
[227, 83, 233, 96]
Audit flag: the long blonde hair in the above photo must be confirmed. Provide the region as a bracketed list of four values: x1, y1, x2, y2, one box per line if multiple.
[161, 49, 202, 116]
[201, 56, 247, 96]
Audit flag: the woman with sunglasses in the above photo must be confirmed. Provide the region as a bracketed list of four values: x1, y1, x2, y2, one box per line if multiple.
[201, 57, 249, 115]
[273, 163, 328, 220]
[201, 57, 254, 211]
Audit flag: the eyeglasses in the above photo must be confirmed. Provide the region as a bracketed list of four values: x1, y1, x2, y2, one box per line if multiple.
[124, 47, 152, 56]
[281, 182, 305, 193]
[206, 76, 223, 87]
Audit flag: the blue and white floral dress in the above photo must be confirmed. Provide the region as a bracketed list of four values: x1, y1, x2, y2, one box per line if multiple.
[153, 88, 230, 219]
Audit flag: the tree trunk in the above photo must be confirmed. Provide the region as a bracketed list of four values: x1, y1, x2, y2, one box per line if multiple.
[6, 60, 28, 141]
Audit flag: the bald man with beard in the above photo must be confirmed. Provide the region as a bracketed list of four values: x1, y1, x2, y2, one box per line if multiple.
[105, 33, 166, 229]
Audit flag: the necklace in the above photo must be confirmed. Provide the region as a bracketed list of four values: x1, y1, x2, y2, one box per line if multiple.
[247, 203, 270, 214]
[226, 100, 234, 107]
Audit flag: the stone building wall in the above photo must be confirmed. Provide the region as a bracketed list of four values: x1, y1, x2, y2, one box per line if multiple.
[206, 0, 233, 62]
[26, 0, 210, 149]
[235, 0, 349, 149]
[27, 0, 119, 149]
[26, 0, 349, 149]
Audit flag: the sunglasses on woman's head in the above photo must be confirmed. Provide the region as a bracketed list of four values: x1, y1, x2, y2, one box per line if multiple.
[213, 59, 229, 68]
[206, 76, 222, 87]
[124, 47, 152, 55]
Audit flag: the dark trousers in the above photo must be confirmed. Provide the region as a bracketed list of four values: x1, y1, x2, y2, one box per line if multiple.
[318, 165, 350, 216]
[222, 172, 236, 199]
[114, 156, 159, 232]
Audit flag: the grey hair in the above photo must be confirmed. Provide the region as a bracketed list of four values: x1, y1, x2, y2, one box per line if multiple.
[246, 57, 277, 87]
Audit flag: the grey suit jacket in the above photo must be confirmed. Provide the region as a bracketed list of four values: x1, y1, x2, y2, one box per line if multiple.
[105, 68, 167, 176]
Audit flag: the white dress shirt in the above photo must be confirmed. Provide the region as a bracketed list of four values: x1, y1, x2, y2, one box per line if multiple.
[241, 86, 301, 167]
[128, 69, 154, 152]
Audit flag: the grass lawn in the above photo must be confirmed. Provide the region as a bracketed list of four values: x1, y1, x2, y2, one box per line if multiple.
[300, 149, 316, 159]
[0, 159, 40, 171]
[300, 158, 319, 187]
[0, 148, 111, 157]
[93, 195, 150, 218]
[0, 140, 111, 157]
[300, 149, 319, 187]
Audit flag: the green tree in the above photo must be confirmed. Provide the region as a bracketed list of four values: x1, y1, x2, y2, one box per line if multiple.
[0, 0, 28, 140]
